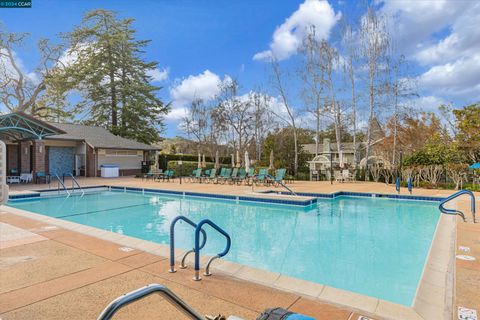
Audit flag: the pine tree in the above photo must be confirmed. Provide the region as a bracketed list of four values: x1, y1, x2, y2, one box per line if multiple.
[58, 9, 168, 144]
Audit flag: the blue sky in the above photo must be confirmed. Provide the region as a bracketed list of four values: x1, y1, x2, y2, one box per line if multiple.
[2, 0, 479, 137]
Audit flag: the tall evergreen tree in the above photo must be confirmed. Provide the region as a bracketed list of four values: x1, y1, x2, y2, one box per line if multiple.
[58, 9, 168, 144]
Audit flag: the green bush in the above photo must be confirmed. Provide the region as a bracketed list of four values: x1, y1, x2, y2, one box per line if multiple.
[159, 154, 231, 170]
[167, 161, 215, 177]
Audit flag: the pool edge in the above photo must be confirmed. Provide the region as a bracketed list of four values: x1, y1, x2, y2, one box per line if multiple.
[0, 203, 455, 320]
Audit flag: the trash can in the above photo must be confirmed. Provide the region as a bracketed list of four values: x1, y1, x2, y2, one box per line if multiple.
[100, 164, 119, 178]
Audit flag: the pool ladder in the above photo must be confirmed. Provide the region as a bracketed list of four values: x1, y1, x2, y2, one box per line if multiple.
[169, 215, 231, 281]
[66, 173, 85, 196]
[439, 189, 476, 223]
[97, 284, 204, 320]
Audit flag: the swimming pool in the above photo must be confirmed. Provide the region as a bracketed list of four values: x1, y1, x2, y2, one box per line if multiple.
[7, 190, 440, 306]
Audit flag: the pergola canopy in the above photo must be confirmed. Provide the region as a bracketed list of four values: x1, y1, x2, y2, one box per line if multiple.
[359, 155, 391, 168]
[0, 112, 64, 141]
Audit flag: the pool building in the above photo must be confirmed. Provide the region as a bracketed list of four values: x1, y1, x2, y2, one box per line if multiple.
[0, 112, 158, 179]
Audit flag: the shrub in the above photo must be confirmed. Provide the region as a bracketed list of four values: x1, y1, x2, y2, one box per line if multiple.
[167, 161, 215, 176]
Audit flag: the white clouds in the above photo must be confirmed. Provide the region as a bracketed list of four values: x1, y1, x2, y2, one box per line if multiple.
[410, 96, 448, 113]
[170, 70, 230, 107]
[147, 67, 169, 82]
[253, 0, 341, 61]
[419, 54, 480, 100]
[167, 70, 231, 121]
[378, 0, 480, 100]
[165, 106, 188, 120]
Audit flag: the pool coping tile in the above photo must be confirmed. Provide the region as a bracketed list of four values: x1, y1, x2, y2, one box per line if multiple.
[0, 193, 457, 320]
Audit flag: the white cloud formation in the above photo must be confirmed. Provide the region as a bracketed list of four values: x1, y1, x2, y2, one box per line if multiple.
[378, 0, 471, 56]
[253, 0, 341, 61]
[419, 54, 480, 100]
[147, 67, 169, 82]
[165, 106, 188, 120]
[379, 0, 480, 100]
[410, 95, 448, 113]
[167, 70, 231, 121]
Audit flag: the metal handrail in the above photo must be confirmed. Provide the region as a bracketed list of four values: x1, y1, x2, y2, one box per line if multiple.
[96, 284, 204, 320]
[54, 174, 70, 197]
[439, 189, 476, 223]
[193, 219, 231, 281]
[169, 216, 207, 273]
[67, 173, 84, 196]
[265, 174, 297, 196]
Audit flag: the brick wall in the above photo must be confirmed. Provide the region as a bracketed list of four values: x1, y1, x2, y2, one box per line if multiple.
[19, 141, 31, 173]
[32, 140, 46, 174]
[6, 144, 18, 172]
[86, 145, 96, 177]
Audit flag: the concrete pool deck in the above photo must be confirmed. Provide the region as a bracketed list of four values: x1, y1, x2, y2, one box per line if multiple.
[2, 178, 480, 319]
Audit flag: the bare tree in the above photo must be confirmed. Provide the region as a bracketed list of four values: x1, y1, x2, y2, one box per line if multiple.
[299, 26, 326, 156]
[341, 23, 359, 166]
[359, 8, 389, 179]
[270, 58, 300, 175]
[250, 90, 276, 160]
[0, 28, 65, 117]
[180, 98, 213, 154]
[215, 79, 254, 156]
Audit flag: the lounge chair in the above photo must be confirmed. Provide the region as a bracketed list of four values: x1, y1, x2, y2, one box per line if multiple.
[245, 168, 255, 185]
[272, 168, 286, 187]
[192, 169, 202, 183]
[204, 168, 217, 183]
[228, 168, 239, 184]
[218, 168, 232, 184]
[162, 170, 175, 182]
[334, 170, 343, 182]
[254, 168, 269, 185]
[233, 168, 246, 185]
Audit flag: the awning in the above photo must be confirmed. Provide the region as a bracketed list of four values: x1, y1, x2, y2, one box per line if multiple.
[0, 112, 65, 141]
[469, 163, 480, 169]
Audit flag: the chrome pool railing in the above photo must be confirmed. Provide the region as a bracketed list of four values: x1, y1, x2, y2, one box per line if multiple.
[439, 189, 476, 223]
[67, 173, 85, 196]
[193, 219, 231, 281]
[54, 174, 70, 197]
[169, 216, 207, 273]
[96, 284, 204, 320]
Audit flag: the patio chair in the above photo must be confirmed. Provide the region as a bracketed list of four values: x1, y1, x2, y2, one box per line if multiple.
[192, 168, 202, 183]
[334, 170, 343, 183]
[254, 168, 269, 185]
[227, 168, 239, 184]
[20, 172, 33, 183]
[342, 169, 353, 182]
[35, 171, 49, 184]
[187, 169, 198, 183]
[233, 168, 247, 185]
[218, 168, 232, 184]
[272, 168, 286, 187]
[204, 168, 217, 183]
[245, 168, 255, 185]
[162, 170, 175, 182]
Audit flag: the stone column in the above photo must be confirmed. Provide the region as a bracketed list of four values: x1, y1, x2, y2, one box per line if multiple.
[19, 141, 31, 173]
[32, 140, 46, 175]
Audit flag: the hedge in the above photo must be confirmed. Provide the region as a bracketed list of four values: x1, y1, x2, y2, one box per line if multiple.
[167, 161, 216, 177]
[159, 154, 232, 170]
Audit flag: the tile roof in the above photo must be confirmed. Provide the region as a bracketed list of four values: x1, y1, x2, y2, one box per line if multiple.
[46, 122, 158, 150]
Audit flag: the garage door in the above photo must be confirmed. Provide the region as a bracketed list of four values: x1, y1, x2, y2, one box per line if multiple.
[49, 147, 75, 176]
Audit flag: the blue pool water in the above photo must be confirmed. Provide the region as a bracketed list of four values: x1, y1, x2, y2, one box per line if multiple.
[7, 191, 440, 305]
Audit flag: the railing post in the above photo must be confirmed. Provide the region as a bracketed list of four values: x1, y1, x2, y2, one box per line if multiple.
[169, 216, 207, 273]
[193, 219, 231, 281]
